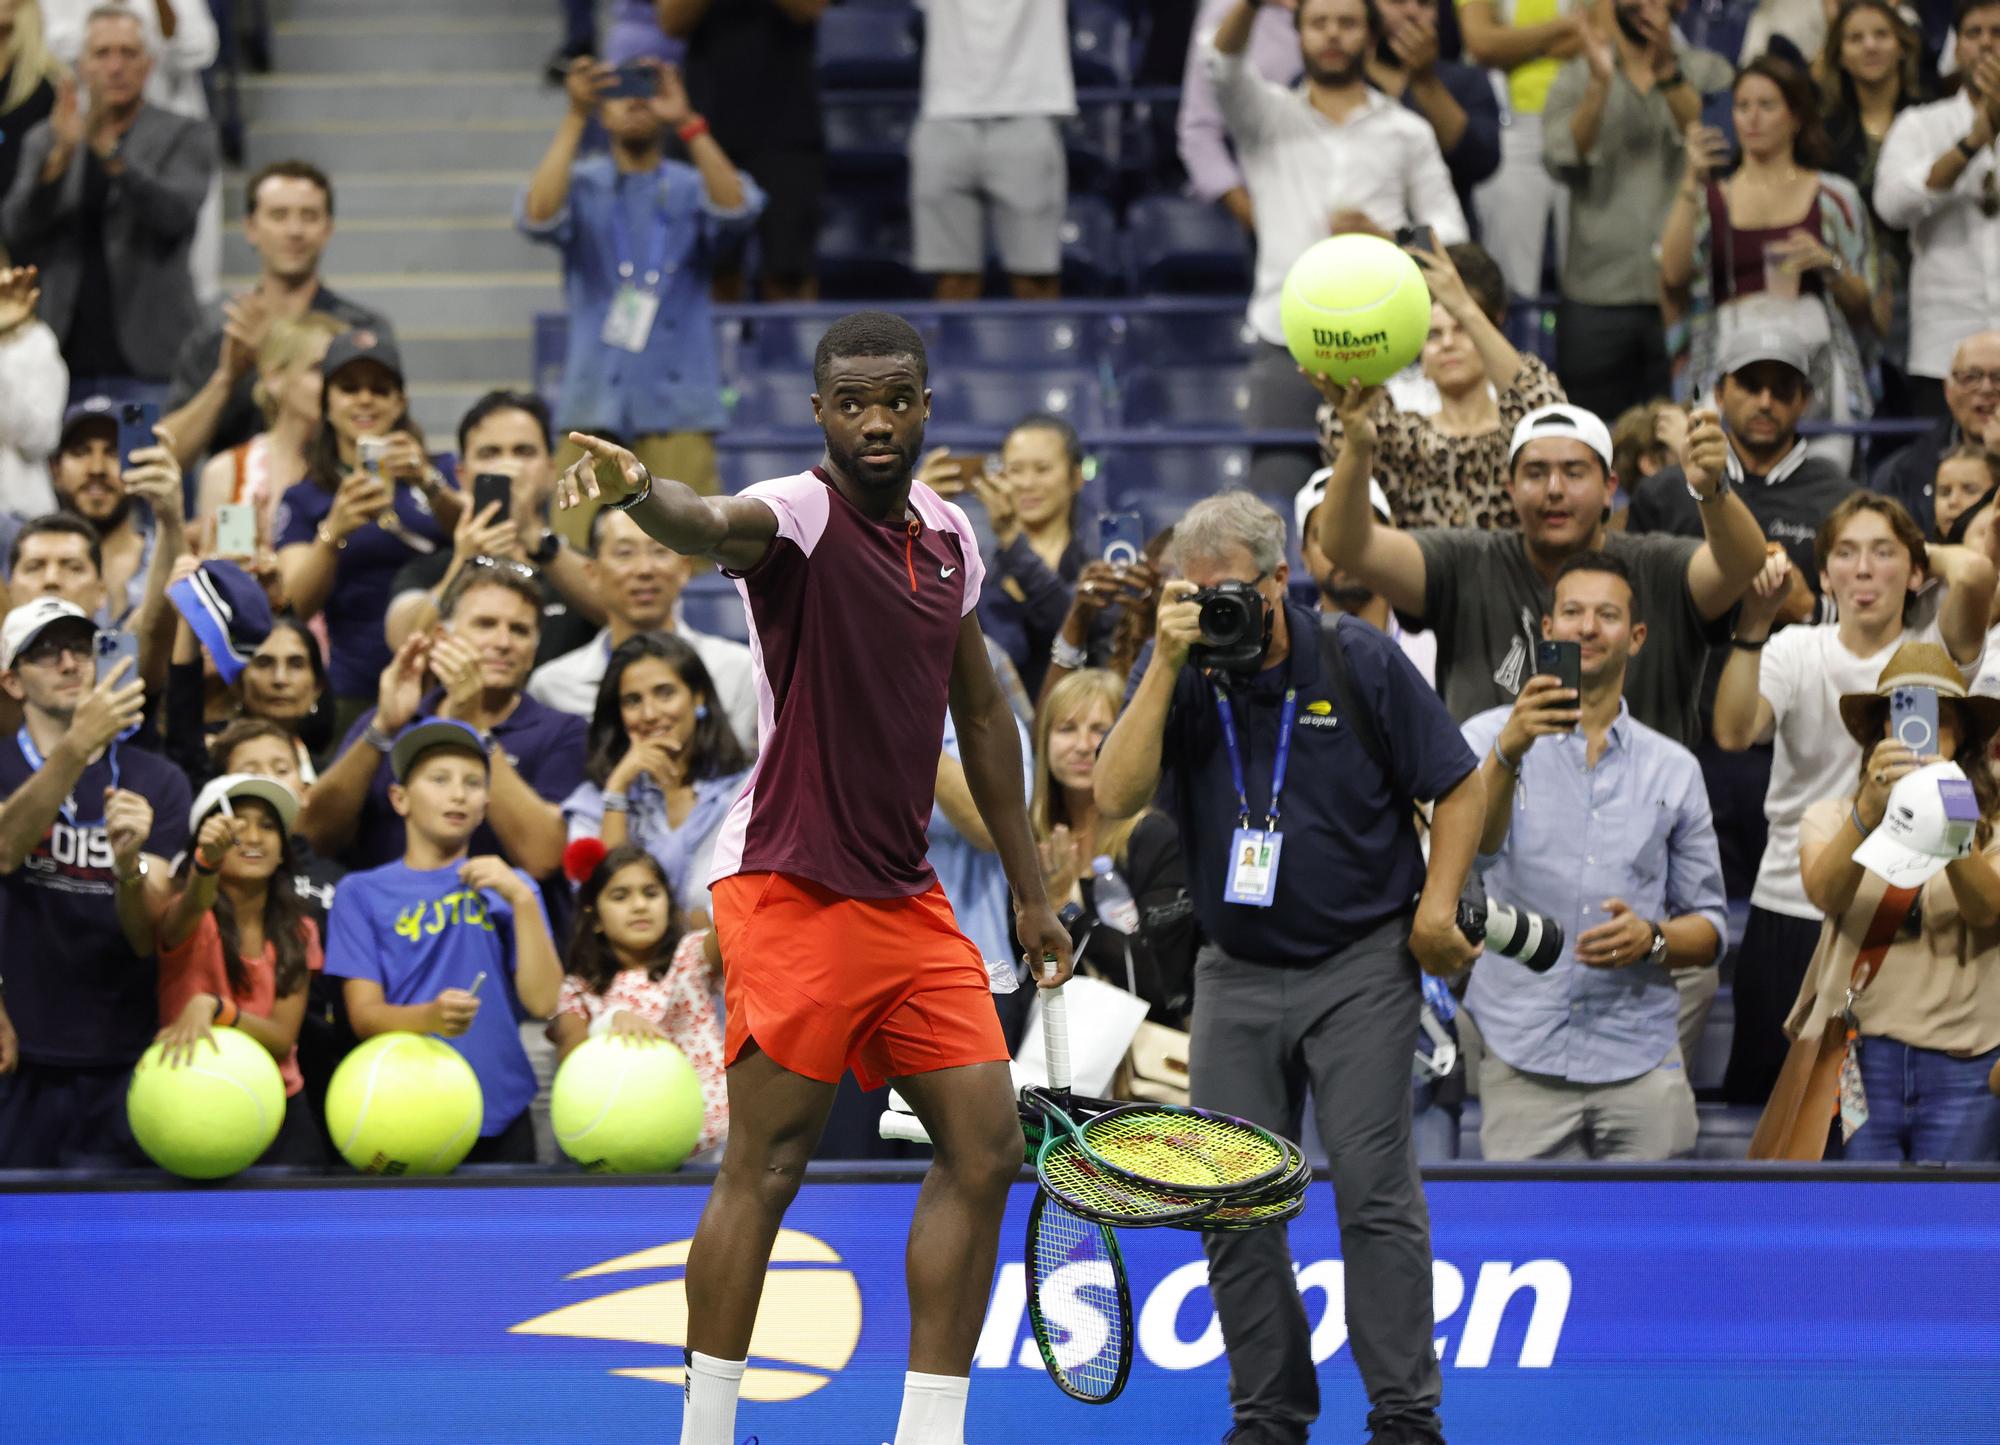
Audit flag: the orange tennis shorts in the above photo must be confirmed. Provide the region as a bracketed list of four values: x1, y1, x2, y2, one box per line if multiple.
[711, 871, 1011, 1091]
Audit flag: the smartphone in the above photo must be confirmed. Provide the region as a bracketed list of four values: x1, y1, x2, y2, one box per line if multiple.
[472, 473, 512, 524]
[607, 63, 654, 99]
[1395, 225, 1437, 256]
[216, 502, 257, 558]
[117, 401, 159, 469]
[95, 626, 140, 684]
[1097, 510, 1146, 569]
[1890, 685, 1941, 758]
[949, 452, 991, 485]
[357, 436, 389, 477]
[1534, 639, 1582, 731]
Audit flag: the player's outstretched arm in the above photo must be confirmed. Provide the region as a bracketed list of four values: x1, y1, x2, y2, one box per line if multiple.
[946, 616, 1074, 986]
[557, 432, 778, 573]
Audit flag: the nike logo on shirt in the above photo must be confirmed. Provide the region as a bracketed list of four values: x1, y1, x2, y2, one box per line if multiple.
[940, 565, 957, 579]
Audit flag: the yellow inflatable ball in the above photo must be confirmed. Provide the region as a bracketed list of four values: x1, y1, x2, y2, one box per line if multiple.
[552, 1034, 705, 1173]
[1280, 234, 1434, 386]
[325, 1031, 483, 1176]
[128, 1027, 285, 1179]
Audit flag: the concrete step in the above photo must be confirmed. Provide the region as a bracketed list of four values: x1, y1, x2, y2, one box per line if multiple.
[273, 0, 555, 19]
[271, 17, 552, 75]
[397, 330, 536, 387]
[240, 72, 555, 126]
[243, 117, 554, 174]
[222, 218, 549, 276]
[327, 272, 561, 332]
[224, 171, 527, 222]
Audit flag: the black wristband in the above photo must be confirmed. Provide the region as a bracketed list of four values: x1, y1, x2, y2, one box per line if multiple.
[1731, 636, 1767, 651]
[1659, 69, 1685, 88]
[193, 855, 221, 876]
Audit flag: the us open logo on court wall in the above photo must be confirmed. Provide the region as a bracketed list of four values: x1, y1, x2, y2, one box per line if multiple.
[511, 1229, 863, 1400]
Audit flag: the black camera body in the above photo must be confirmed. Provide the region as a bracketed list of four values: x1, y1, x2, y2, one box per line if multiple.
[1188, 580, 1270, 676]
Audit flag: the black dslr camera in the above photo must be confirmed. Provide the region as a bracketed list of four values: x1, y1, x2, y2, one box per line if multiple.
[1188, 580, 1270, 676]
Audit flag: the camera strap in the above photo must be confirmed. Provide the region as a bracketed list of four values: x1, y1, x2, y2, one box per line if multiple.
[1317, 616, 1407, 812]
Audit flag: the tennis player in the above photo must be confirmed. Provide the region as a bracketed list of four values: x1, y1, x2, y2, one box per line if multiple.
[558, 310, 1073, 1445]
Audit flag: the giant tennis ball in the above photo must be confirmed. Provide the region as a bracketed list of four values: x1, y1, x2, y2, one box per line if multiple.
[325, 1031, 483, 1176]
[551, 1035, 705, 1173]
[1280, 234, 1433, 386]
[128, 1027, 285, 1179]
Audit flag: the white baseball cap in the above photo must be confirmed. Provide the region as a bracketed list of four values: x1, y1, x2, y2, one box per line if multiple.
[1508, 403, 1614, 471]
[1853, 761, 1980, 888]
[0, 598, 95, 670]
[188, 773, 301, 837]
[1293, 467, 1393, 542]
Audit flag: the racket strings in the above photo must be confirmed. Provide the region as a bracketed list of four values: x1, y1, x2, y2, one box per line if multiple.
[1040, 1137, 1214, 1224]
[1029, 1198, 1127, 1396]
[1082, 1112, 1287, 1191]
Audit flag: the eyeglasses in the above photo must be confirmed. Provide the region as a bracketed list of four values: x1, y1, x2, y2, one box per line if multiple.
[18, 633, 95, 666]
[1951, 367, 2000, 390]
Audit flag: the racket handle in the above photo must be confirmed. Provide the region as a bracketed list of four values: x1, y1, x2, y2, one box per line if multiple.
[878, 1111, 934, 1146]
[1042, 979, 1072, 1093]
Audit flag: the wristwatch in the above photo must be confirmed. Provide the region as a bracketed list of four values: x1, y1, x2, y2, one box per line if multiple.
[1644, 921, 1668, 967]
[1686, 470, 1733, 504]
[115, 856, 149, 887]
[529, 529, 562, 566]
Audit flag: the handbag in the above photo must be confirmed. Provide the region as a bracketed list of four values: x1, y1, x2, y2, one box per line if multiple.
[1748, 882, 1917, 1161]
[1114, 1019, 1192, 1106]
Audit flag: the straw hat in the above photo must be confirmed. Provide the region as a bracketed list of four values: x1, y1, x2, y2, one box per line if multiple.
[1837, 642, 2000, 749]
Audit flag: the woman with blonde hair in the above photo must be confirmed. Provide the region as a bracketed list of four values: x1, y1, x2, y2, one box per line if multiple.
[1032, 667, 1195, 1022]
[0, 0, 61, 204]
[194, 311, 345, 548]
[1789, 644, 2000, 1161]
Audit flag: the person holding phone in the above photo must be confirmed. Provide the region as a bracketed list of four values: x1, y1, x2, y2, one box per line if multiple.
[518, 51, 763, 497]
[1713, 491, 1996, 1105]
[1787, 647, 2000, 1162]
[46, 397, 185, 629]
[1462, 552, 1728, 1160]
[323, 718, 562, 1165]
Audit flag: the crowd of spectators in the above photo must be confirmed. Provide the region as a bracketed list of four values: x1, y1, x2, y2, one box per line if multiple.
[1, 0, 1999, 1175]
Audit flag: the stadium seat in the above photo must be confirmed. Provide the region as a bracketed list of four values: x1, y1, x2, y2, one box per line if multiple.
[1058, 195, 1124, 297]
[932, 309, 1102, 370]
[532, 312, 567, 405]
[723, 371, 817, 431]
[738, 311, 839, 372]
[679, 572, 751, 644]
[1108, 306, 1254, 366]
[817, 207, 918, 299]
[815, 5, 921, 89]
[1126, 193, 1254, 294]
[926, 367, 1110, 429]
[1505, 300, 1560, 370]
[1097, 444, 1252, 533]
[1070, 0, 1134, 87]
[719, 444, 822, 493]
[1062, 104, 1124, 196]
[821, 100, 914, 201]
[1118, 364, 1254, 428]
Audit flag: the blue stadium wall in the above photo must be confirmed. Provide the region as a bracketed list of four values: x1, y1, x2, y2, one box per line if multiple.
[4, 1168, 1998, 1443]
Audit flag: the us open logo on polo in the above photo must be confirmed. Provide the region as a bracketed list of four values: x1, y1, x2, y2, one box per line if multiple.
[1298, 699, 1339, 730]
[511, 1229, 862, 1400]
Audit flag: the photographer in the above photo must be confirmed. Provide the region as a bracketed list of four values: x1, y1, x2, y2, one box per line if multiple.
[1461, 553, 1727, 1161]
[1095, 492, 1482, 1445]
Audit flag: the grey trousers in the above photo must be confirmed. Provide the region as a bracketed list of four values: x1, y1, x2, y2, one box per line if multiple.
[1190, 918, 1444, 1444]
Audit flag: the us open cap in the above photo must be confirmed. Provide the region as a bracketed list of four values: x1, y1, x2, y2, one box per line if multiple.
[1852, 760, 1980, 887]
[1508, 404, 1614, 470]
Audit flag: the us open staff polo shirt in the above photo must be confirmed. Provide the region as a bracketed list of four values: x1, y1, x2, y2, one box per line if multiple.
[1157, 607, 1477, 964]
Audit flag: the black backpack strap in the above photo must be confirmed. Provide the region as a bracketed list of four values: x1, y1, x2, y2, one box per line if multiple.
[1318, 614, 1418, 819]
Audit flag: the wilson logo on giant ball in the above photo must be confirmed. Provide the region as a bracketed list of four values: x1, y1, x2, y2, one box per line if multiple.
[1309, 327, 1390, 351]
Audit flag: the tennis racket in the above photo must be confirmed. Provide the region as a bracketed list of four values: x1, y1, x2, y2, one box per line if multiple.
[1025, 1188, 1133, 1403]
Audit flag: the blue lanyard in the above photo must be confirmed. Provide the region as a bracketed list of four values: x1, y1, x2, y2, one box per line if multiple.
[606, 171, 674, 290]
[19, 727, 117, 828]
[1213, 686, 1295, 830]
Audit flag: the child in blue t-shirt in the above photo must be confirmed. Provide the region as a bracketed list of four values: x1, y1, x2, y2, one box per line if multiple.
[324, 719, 563, 1163]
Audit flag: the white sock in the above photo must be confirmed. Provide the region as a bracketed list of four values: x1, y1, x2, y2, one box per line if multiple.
[893, 1370, 969, 1445]
[679, 1350, 746, 1445]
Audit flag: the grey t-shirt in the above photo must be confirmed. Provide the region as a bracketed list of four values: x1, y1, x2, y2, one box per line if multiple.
[1413, 529, 1721, 745]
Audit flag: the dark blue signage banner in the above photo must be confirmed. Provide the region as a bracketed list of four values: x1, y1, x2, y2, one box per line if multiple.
[4, 1176, 1997, 1442]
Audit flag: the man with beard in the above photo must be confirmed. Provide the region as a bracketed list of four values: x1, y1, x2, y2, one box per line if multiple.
[162, 161, 392, 468]
[1543, 0, 1732, 422]
[554, 310, 1072, 1445]
[1208, 0, 1468, 498]
[1295, 465, 1436, 683]
[44, 397, 188, 631]
[1871, 330, 2000, 536]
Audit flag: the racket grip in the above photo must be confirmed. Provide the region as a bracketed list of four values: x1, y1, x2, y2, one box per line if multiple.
[1042, 981, 1072, 1093]
[877, 1111, 934, 1146]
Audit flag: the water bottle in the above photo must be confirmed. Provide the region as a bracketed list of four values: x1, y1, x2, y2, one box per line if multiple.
[1091, 855, 1140, 935]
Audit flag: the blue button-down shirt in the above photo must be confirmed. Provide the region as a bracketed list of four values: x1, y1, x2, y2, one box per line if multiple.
[1460, 701, 1728, 1084]
[517, 154, 765, 435]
